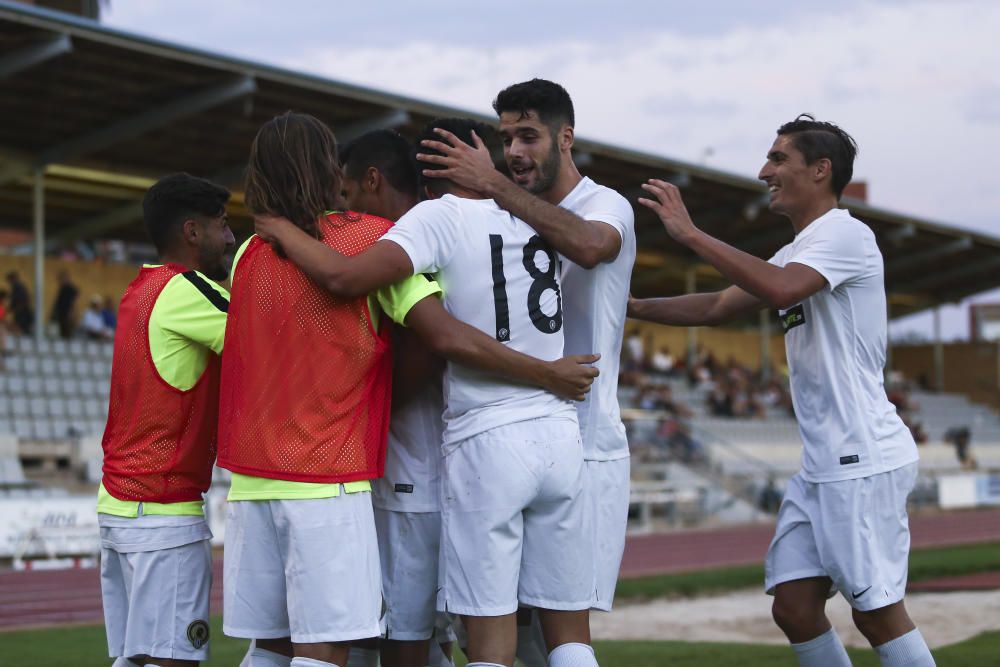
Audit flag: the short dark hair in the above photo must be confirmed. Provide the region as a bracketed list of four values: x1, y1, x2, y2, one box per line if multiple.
[493, 78, 575, 132]
[142, 173, 230, 253]
[417, 118, 497, 198]
[341, 130, 419, 199]
[776, 114, 858, 198]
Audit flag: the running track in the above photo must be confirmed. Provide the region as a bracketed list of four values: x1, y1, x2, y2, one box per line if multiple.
[1, 508, 998, 631]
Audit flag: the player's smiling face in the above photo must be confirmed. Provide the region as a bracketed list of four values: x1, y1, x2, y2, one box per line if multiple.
[498, 110, 562, 195]
[758, 135, 812, 218]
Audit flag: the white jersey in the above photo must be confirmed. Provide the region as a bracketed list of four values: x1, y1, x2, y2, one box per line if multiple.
[768, 208, 918, 483]
[558, 177, 636, 461]
[373, 386, 445, 513]
[383, 195, 577, 446]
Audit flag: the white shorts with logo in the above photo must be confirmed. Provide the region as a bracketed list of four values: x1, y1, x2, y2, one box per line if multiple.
[223, 492, 383, 643]
[375, 507, 443, 640]
[584, 457, 631, 611]
[100, 518, 212, 662]
[765, 462, 918, 612]
[438, 418, 594, 616]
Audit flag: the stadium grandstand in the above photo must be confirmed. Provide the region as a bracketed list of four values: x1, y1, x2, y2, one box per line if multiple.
[1, 1, 1000, 663]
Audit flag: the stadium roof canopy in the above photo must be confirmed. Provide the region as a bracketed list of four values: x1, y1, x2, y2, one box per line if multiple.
[2, 0, 998, 319]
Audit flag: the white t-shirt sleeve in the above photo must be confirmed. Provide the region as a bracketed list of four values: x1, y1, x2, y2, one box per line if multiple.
[785, 222, 867, 290]
[381, 197, 463, 275]
[574, 188, 633, 243]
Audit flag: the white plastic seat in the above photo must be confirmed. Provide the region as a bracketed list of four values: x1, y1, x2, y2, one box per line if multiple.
[6, 375, 27, 395]
[69, 340, 85, 356]
[57, 358, 75, 375]
[66, 399, 85, 418]
[32, 419, 54, 440]
[22, 356, 40, 374]
[13, 418, 32, 439]
[52, 340, 68, 355]
[25, 377, 43, 395]
[29, 397, 48, 417]
[39, 357, 58, 376]
[43, 377, 62, 395]
[11, 397, 30, 417]
[48, 398, 68, 418]
[73, 359, 91, 376]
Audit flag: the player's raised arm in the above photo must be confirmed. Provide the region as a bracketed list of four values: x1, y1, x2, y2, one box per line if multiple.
[638, 179, 827, 309]
[628, 285, 765, 327]
[254, 213, 412, 298]
[417, 128, 621, 268]
[404, 294, 599, 402]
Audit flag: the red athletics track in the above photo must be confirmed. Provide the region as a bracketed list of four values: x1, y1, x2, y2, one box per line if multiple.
[1, 508, 998, 631]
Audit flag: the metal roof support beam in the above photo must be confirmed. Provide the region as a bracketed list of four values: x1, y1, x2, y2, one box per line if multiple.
[883, 222, 916, 245]
[0, 75, 257, 185]
[737, 226, 793, 256]
[885, 236, 973, 274]
[49, 201, 143, 244]
[903, 256, 1000, 293]
[0, 33, 72, 79]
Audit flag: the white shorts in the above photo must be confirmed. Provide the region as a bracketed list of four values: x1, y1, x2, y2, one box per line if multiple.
[223, 493, 383, 643]
[584, 457, 631, 611]
[765, 462, 918, 612]
[101, 535, 212, 661]
[438, 418, 594, 616]
[375, 507, 441, 640]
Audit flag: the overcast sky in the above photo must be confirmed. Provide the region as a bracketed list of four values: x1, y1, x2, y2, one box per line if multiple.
[103, 0, 1000, 340]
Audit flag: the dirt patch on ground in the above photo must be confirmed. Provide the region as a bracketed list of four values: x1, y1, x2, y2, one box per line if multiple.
[593, 589, 1000, 648]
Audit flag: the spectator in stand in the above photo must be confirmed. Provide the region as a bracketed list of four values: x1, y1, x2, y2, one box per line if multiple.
[51, 270, 79, 339]
[80, 295, 113, 340]
[5, 271, 32, 335]
[625, 328, 644, 369]
[944, 426, 976, 469]
[650, 345, 675, 376]
[100, 296, 118, 334]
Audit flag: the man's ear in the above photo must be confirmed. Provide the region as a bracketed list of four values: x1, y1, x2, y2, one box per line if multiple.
[181, 218, 200, 244]
[365, 166, 382, 193]
[813, 157, 832, 185]
[560, 124, 575, 153]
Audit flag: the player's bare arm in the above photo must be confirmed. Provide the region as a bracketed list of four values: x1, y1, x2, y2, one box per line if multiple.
[418, 128, 621, 268]
[255, 212, 599, 401]
[255, 213, 412, 297]
[639, 179, 827, 309]
[405, 295, 600, 402]
[628, 285, 764, 327]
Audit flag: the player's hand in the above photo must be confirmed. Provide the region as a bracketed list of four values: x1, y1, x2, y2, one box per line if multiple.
[416, 128, 502, 196]
[546, 353, 601, 401]
[638, 179, 699, 246]
[253, 213, 295, 243]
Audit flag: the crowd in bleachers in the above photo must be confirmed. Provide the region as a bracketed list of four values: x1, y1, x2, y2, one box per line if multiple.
[3, 270, 118, 341]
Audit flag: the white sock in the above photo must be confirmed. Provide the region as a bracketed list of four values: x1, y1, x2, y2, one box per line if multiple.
[791, 628, 851, 667]
[290, 658, 341, 667]
[467, 663, 504, 667]
[111, 659, 140, 667]
[515, 611, 548, 667]
[429, 641, 456, 667]
[875, 628, 936, 666]
[241, 644, 293, 667]
[548, 642, 598, 667]
[345, 647, 379, 667]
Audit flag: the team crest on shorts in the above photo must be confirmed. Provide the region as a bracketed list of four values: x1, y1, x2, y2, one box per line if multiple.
[187, 619, 210, 649]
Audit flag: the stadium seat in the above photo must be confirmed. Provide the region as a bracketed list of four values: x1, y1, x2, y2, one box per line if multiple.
[69, 340, 85, 356]
[43, 377, 62, 396]
[11, 397, 29, 417]
[12, 418, 32, 439]
[83, 398, 103, 418]
[25, 377, 43, 396]
[15, 336, 33, 354]
[59, 377, 80, 396]
[3, 354, 22, 374]
[22, 355, 40, 375]
[90, 359, 111, 378]
[57, 358, 75, 376]
[84, 340, 102, 357]
[48, 398, 68, 418]
[32, 419, 54, 440]
[0, 419, 10, 435]
[73, 359, 90, 376]
[52, 340, 68, 355]
[79, 379, 98, 396]
[29, 397, 48, 417]
[50, 418, 71, 440]
[65, 399, 85, 418]
[5, 375, 26, 395]
[39, 357, 58, 376]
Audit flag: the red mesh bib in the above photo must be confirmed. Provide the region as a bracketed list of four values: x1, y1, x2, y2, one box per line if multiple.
[217, 212, 394, 483]
[101, 264, 222, 503]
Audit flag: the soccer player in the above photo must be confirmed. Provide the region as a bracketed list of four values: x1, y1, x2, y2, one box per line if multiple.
[628, 115, 934, 667]
[221, 113, 596, 667]
[340, 130, 456, 667]
[255, 118, 601, 667]
[416, 78, 635, 666]
[99, 173, 234, 667]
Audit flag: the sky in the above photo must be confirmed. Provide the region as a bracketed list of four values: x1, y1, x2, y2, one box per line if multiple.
[101, 0, 1000, 341]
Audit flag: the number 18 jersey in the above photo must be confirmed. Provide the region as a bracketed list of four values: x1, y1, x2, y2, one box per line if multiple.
[382, 194, 577, 446]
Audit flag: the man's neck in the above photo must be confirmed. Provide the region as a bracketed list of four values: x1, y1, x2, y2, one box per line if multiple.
[539, 155, 583, 205]
[159, 251, 196, 272]
[788, 195, 840, 234]
[385, 194, 420, 222]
